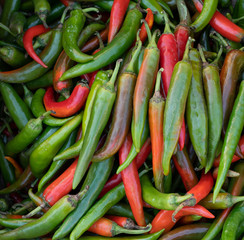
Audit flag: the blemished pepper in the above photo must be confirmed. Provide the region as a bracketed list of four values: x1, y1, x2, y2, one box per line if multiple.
[0, 81, 33, 130]
[60, 7, 142, 81]
[213, 80, 244, 202]
[162, 37, 193, 176]
[149, 69, 165, 192]
[0, 188, 88, 240]
[72, 60, 121, 190]
[187, 48, 208, 167]
[32, 0, 51, 28]
[141, 174, 192, 210]
[92, 36, 142, 162]
[132, 28, 160, 153]
[29, 112, 83, 178]
[199, 45, 223, 173]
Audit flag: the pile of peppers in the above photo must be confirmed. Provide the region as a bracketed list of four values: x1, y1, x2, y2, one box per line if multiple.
[0, 0, 243, 239]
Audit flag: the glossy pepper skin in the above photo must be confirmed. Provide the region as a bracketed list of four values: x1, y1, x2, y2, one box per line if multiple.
[213, 81, 244, 202]
[60, 8, 142, 80]
[220, 49, 244, 135]
[162, 38, 193, 176]
[32, 0, 51, 28]
[187, 49, 208, 167]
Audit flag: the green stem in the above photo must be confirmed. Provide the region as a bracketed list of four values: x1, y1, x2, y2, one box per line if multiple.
[60, 6, 72, 25]
[154, 68, 164, 93]
[0, 23, 17, 37]
[112, 223, 152, 236]
[182, 37, 194, 61]
[83, 7, 99, 13]
[107, 59, 122, 86]
[209, 32, 232, 51]
[23, 205, 44, 218]
[198, 44, 207, 63]
[233, 196, 244, 204]
[141, 19, 152, 42]
[163, 11, 172, 34]
[211, 45, 223, 66]
[94, 31, 104, 50]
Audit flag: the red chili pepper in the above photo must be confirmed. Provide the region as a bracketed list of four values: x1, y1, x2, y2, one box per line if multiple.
[213, 154, 240, 168]
[139, 8, 154, 43]
[43, 84, 89, 118]
[193, 0, 244, 43]
[150, 205, 214, 233]
[5, 156, 23, 178]
[23, 25, 50, 68]
[238, 135, 244, 156]
[119, 134, 146, 226]
[106, 215, 135, 228]
[99, 138, 151, 198]
[59, 0, 73, 7]
[108, 0, 130, 43]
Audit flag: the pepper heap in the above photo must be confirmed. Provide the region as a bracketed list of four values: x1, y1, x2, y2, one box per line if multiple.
[0, 0, 243, 239]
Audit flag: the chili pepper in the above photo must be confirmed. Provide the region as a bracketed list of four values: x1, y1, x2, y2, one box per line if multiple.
[99, 138, 151, 198]
[0, 218, 34, 229]
[29, 112, 82, 178]
[162, 37, 193, 176]
[236, 220, 244, 240]
[4, 157, 23, 178]
[0, 188, 88, 240]
[60, 8, 142, 81]
[192, 0, 244, 43]
[186, 48, 208, 167]
[202, 161, 244, 240]
[149, 69, 165, 192]
[199, 193, 244, 209]
[0, 165, 35, 194]
[106, 216, 137, 229]
[213, 166, 240, 180]
[190, 0, 218, 32]
[0, 0, 21, 40]
[23, 25, 50, 68]
[213, 153, 240, 168]
[0, 138, 15, 185]
[37, 128, 78, 191]
[25, 1, 65, 29]
[52, 157, 113, 239]
[88, 217, 151, 237]
[19, 126, 59, 168]
[22, 85, 33, 109]
[32, 0, 51, 28]
[9, 11, 26, 36]
[0, 40, 24, 53]
[177, 215, 202, 225]
[233, 0, 244, 28]
[31, 88, 74, 127]
[172, 147, 198, 191]
[33, 30, 53, 50]
[198, 45, 223, 173]
[119, 134, 146, 226]
[0, 22, 63, 83]
[159, 223, 211, 240]
[0, 82, 33, 130]
[4, 112, 51, 157]
[81, 26, 109, 53]
[92, 37, 142, 162]
[150, 205, 214, 234]
[221, 202, 244, 240]
[72, 60, 121, 189]
[213, 80, 244, 202]
[132, 28, 159, 153]
[108, 0, 130, 43]
[220, 49, 244, 135]
[94, 0, 136, 13]
[43, 83, 89, 118]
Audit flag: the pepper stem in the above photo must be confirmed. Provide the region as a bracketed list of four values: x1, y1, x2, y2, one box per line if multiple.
[209, 31, 232, 52]
[141, 19, 152, 42]
[40, 110, 52, 120]
[162, 11, 172, 34]
[147, 29, 160, 48]
[95, 31, 104, 50]
[23, 204, 45, 218]
[154, 68, 164, 93]
[107, 59, 123, 86]
[112, 223, 152, 236]
[175, 193, 193, 205]
[198, 44, 207, 63]
[76, 185, 89, 200]
[0, 23, 17, 37]
[60, 6, 72, 25]
[83, 7, 99, 13]
[182, 37, 194, 61]
[176, 0, 191, 25]
[233, 195, 244, 204]
[126, 31, 142, 73]
[211, 45, 223, 66]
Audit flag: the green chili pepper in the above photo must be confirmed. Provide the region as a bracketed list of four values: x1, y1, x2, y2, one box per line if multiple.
[190, 0, 218, 32]
[213, 80, 244, 202]
[37, 128, 78, 191]
[236, 220, 244, 240]
[0, 188, 88, 240]
[9, 12, 26, 36]
[0, 0, 21, 40]
[0, 40, 24, 52]
[53, 157, 114, 239]
[187, 48, 208, 167]
[22, 85, 33, 109]
[198, 45, 223, 174]
[60, 8, 142, 81]
[136, 47, 145, 75]
[233, 0, 244, 28]
[53, 70, 112, 162]
[19, 126, 59, 168]
[5, 111, 51, 157]
[72, 60, 121, 189]
[162, 38, 193, 176]
[0, 218, 34, 229]
[30, 112, 83, 178]
[20, 0, 34, 11]
[32, 0, 51, 28]
[25, 1, 65, 29]
[33, 30, 53, 50]
[0, 138, 15, 185]
[0, 198, 9, 211]
[63, 7, 95, 63]
[199, 193, 244, 209]
[31, 88, 74, 127]
[0, 82, 33, 130]
[0, 46, 29, 68]
[141, 174, 192, 210]
[131, 29, 160, 153]
[221, 202, 244, 240]
[0, 24, 63, 83]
